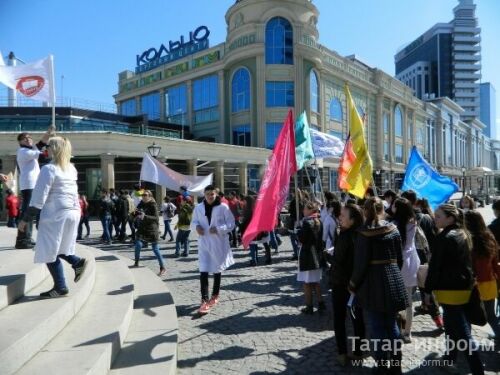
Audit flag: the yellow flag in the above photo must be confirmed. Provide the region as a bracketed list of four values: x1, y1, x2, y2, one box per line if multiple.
[344, 85, 373, 198]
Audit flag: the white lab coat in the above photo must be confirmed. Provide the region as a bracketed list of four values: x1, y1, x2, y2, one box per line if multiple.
[30, 163, 80, 263]
[191, 200, 235, 273]
[17, 146, 41, 190]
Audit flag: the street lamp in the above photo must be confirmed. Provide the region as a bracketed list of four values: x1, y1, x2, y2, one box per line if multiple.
[147, 142, 161, 158]
[461, 166, 466, 197]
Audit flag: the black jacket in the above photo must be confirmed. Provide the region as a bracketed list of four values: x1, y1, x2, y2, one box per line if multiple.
[136, 200, 160, 243]
[325, 227, 356, 288]
[488, 218, 500, 245]
[350, 221, 409, 313]
[424, 224, 474, 293]
[415, 209, 436, 252]
[298, 214, 324, 271]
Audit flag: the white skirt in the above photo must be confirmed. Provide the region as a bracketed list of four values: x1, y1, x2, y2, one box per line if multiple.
[297, 269, 322, 283]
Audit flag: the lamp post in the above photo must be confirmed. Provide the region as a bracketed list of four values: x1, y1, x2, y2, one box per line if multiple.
[461, 166, 466, 197]
[147, 142, 161, 158]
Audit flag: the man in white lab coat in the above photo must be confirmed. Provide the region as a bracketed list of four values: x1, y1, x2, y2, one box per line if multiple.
[192, 185, 235, 315]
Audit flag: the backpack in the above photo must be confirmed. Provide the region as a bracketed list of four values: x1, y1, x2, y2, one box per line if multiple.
[165, 203, 176, 219]
[414, 224, 430, 263]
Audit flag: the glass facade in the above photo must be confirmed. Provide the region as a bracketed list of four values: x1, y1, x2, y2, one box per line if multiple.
[193, 75, 219, 123]
[329, 98, 342, 122]
[266, 81, 294, 107]
[265, 17, 293, 65]
[165, 84, 187, 123]
[329, 130, 343, 141]
[121, 99, 136, 116]
[310, 71, 319, 113]
[232, 68, 250, 113]
[266, 122, 283, 149]
[140, 92, 160, 120]
[232, 124, 251, 146]
[395, 105, 403, 137]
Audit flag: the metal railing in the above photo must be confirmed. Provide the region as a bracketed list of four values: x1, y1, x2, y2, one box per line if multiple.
[0, 96, 117, 113]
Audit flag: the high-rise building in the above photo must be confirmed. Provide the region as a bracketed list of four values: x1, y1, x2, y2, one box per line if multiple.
[480, 82, 496, 139]
[395, 0, 481, 121]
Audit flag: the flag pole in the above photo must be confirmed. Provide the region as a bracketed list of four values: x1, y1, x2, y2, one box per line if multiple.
[314, 158, 326, 204]
[303, 163, 315, 199]
[294, 173, 300, 227]
[49, 55, 56, 130]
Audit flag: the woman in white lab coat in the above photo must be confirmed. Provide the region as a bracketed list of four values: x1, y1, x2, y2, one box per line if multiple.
[18, 136, 87, 298]
[191, 185, 235, 314]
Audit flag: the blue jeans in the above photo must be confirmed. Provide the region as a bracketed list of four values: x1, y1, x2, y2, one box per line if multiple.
[249, 244, 258, 264]
[46, 254, 81, 291]
[365, 310, 402, 366]
[441, 304, 484, 375]
[134, 240, 164, 268]
[269, 230, 279, 251]
[7, 216, 17, 228]
[101, 215, 112, 242]
[162, 219, 174, 239]
[175, 229, 190, 255]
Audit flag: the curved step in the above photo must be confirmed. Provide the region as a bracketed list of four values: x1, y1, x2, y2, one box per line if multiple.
[110, 254, 178, 375]
[17, 246, 135, 375]
[0, 247, 96, 375]
[0, 249, 49, 310]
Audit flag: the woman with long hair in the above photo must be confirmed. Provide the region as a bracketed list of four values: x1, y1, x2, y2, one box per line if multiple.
[297, 201, 325, 314]
[18, 137, 87, 298]
[459, 195, 476, 212]
[464, 210, 500, 340]
[349, 197, 409, 374]
[324, 203, 366, 366]
[425, 204, 484, 374]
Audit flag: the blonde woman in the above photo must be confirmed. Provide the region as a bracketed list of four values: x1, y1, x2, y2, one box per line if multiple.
[18, 137, 86, 298]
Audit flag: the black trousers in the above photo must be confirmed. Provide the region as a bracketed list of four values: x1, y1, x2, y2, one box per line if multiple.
[17, 189, 34, 242]
[200, 272, 221, 301]
[332, 285, 366, 356]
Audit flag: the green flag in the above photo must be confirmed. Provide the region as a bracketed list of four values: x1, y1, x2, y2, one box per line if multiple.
[295, 111, 315, 170]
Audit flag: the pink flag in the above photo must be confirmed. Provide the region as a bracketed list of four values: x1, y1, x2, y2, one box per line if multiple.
[242, 109, 297, 248]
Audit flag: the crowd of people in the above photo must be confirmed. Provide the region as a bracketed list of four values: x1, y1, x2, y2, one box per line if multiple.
[2, 130, 499, 375]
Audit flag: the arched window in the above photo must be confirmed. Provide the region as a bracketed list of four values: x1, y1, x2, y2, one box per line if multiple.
[394, 105, 403, 137]
[265, 17, 293, 64]
[231, 68, 250, 112]
[329, 98, 342, 122]
[310, 70, 319, 113]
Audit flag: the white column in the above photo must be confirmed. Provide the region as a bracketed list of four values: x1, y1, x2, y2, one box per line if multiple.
[239, 162, 248, 195]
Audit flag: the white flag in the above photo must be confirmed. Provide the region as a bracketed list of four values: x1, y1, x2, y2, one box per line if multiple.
[0, 55, 55, 105]
[310, 128, 344, 159]
[0, 51, 5, 66]
[140, 153, 213, 196]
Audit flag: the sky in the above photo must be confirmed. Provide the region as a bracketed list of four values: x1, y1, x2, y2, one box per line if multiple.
[1, 0, 499, 132]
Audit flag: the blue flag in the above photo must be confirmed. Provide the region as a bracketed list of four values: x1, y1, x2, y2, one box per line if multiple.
[295, 111, 315, 170]
[402, 147, 459, 210]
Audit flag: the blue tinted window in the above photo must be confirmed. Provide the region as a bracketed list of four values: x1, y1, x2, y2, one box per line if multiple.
[329, 98, 342, 122]
[356, 105, 365, 118]
[383, 113, 389, 134]
[265, 17, 293, 64]
[266, 81, 294, 107]
[193, 75, 218, 110]
[121, 99, 136, 116]
[395, 105, 403, 137]
[395, 144, 403, 163]
[328, 130, 343, 141]
[233, 124, 251, 146]
[384, 142, 389, 161]
[232, 68, 250, 112]
[193, 75, 219, 124]
[165, 84, 187, 123]
[140, 92, 160, 120]
[310, 71, 319, 113]
[266, 122, 283, 149]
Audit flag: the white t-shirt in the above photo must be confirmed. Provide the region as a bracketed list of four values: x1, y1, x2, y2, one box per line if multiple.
[17, 147, 41, 190]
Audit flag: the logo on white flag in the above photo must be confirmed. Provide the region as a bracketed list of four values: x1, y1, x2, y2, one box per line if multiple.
[16, 76, 45, 97]
[409, 164, 431, 189]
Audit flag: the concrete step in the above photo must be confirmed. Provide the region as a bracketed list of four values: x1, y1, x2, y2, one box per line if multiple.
[0, 248, 49, 310]
[110, 254, 178, 375]
[18, 247, 135, 375]
[0, 247, 96, 375]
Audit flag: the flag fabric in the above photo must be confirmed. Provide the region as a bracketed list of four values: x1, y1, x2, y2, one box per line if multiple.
[0, 51, 5, 66]
[338, 135, 356, 190]
[0, 55, 55, 105]
[310, 128, 344, 159]
[344, 85, 373, 198]
[402, 147, 459, 210]
[295, 111, 314, 170]
[242, 109, 297, 248]
[140, 153, 213, 196]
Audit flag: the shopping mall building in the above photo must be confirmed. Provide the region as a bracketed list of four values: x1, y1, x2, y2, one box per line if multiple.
[1, 0, 499, 207]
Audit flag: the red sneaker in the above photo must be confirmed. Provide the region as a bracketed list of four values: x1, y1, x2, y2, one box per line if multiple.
[433, 315, 444, 329]
[208, 294, 220, 308]
[198, 300, 210, 314]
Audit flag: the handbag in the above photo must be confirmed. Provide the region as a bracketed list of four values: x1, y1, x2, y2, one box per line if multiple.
[464, 284, 487, 326]
[417, 264, 428, 289]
